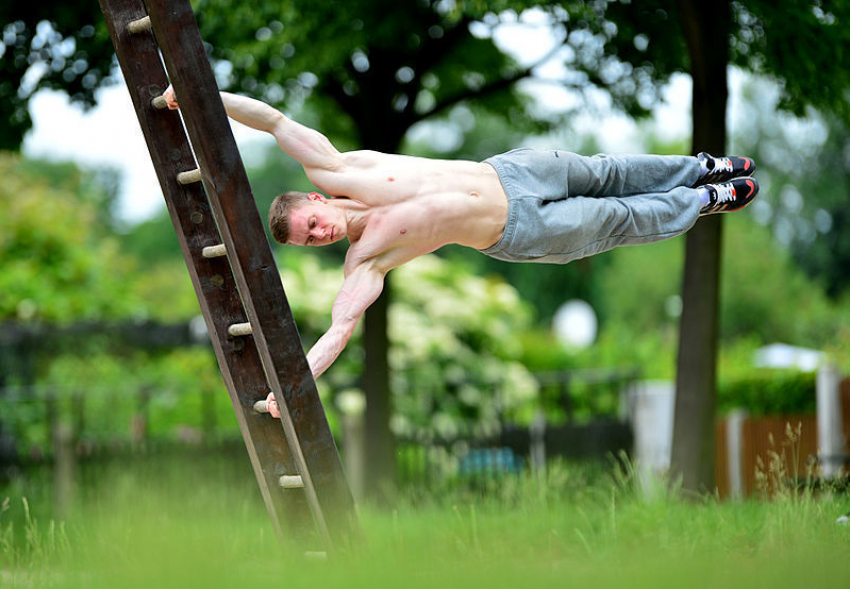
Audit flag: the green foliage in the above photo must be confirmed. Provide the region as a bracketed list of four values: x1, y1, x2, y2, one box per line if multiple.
[276, 251, 539, 437]
[390, 255, 539, 435]
[717, 368, 816, 416]
[194, 0, 547, 150]
[591, 209, 847, 353]
[0, 154, 143, 323]
[719, 214, 842, 345]
[118, 211, 182, 266]
[571, 321, 677, 380]
[3, 347, 236, 455]
[595, 238, 683, 335]
[732, 1, 850, 123]
[732, 77, 850, 298]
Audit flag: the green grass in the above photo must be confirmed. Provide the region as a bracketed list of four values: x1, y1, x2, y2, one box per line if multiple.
[1, 450, 848, 588]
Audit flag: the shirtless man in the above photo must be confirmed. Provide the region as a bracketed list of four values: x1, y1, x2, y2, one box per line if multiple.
[163, 87, 758, 417]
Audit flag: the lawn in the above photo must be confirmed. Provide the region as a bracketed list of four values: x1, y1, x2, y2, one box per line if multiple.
[1, 449, 848, 588]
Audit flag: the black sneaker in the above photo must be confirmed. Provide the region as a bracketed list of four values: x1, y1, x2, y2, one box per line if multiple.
[693, 152, 756, 187]
[700, 178, 759, 215]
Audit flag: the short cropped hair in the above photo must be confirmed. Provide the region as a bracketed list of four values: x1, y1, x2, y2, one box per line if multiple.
[269, 191, 312, 244]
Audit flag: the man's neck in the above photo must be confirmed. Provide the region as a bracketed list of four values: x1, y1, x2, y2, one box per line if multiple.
[333, 199, 370, 242]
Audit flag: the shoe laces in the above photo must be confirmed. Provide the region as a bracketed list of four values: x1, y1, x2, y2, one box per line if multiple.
[713, 182, 737, 205]
[713, 157, 734, 173]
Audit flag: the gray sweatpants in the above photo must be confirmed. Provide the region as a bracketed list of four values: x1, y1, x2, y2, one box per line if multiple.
[480, 149, 702, 264]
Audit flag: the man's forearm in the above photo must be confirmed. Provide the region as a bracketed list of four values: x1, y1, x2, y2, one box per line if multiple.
[306, 324, 355, 379]
[219, 92, 284, 133]
[305, 265, 384, 378]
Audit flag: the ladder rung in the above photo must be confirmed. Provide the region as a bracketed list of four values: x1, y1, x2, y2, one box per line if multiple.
[279, 475, 304, 489]
[227, 322, 252, 337]
[127, 16, 152, 34]
[202, 244, 227, 258]
[177, 168, 202, 185]
[253, 399, 269, 414]
[151, 95, 168, 110]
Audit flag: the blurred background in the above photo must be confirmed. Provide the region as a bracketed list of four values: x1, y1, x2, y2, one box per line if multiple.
[2, 0, 849, 525]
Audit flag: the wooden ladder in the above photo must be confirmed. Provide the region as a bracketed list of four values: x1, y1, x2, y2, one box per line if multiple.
[98, 0, 358, 553]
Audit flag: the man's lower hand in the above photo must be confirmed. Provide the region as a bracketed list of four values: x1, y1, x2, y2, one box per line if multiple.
[163, 85, 179, 110]
[265, 391, 281, 419]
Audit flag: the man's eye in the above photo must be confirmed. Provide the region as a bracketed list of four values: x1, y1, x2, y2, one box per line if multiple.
[309, 218, 316, 228]
[307, 236, 314, 244]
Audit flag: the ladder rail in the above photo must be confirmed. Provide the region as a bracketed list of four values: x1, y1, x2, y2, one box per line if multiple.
[142, 0, 358, 550]
[98, 0, 352, 549]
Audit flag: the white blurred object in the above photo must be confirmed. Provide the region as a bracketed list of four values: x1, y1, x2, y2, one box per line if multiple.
[753, 343, 825, 371]
[628, 380, 675, 487]
[553, 299, 597, 349]
[818, 363, 846, 479]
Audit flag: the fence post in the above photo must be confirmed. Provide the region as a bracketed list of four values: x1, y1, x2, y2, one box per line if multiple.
[131, 386, 149, 450]
[817, 362, 845, 478]
[53, 421, 76, 520]
[45, 388, 57, 455]
[726, 409, 748, 499]
[338, 390, 366, 503]
[628, 380, 675, 487]
[530, 410, 546, 471]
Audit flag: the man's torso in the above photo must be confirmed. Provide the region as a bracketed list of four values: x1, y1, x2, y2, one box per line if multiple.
[315, 150, 509, 272]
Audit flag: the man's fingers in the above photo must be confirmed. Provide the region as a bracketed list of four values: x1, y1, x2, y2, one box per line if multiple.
[265, 391, 281, 419]
[163, 84, 179, 110]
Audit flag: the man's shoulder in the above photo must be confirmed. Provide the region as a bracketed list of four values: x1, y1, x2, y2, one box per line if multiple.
[341, 149, 386, 167]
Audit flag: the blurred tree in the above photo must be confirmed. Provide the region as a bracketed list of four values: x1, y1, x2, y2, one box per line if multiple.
[190, 0, 646, 498]
[596, 213, 843, 347]
[277, 251, 538, 439]
[553, 0, 850, 493]
[780, 117, 850, 298]
[0, 154, 141, 325]
[731, 79, 850, 298]
[673, 0, 849, 494]
[0, 4, 114, 150]
[9, 0, 849, 496]
[119, 210, 182, 265]
[0, 153, 142, 468]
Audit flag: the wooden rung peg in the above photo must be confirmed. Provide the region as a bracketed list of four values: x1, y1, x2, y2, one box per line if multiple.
[227, 322, 253, 337]
[151, 95, 168, 110]
[177, 168, 202, 185]
[279, 475, 304, 489]
[253, 399, 269, 413]
[127, 16, 152, 34]
[202, 244, 227, 258]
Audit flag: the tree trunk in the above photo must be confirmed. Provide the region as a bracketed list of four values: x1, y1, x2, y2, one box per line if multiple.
[357, 125, 404, 502]
[363, 278, 395, 501]
[671, 0, 730, 494]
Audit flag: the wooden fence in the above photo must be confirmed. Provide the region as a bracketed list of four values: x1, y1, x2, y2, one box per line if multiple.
[715, 380, 850, 498]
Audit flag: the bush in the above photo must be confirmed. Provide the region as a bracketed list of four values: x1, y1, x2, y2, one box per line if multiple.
[717, 369, 816, 416]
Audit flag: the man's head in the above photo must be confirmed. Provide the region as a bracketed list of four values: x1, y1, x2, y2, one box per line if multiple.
[269, 191, 346, 247]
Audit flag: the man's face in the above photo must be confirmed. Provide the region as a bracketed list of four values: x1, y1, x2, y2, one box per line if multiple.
[287, 193, 346, 247]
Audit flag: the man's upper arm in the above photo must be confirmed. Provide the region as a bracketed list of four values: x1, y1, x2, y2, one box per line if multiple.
[332, 261, 385, 326]
[270, 118, 344, 178]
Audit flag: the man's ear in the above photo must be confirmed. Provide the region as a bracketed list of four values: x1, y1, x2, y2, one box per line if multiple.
[307, 192, 326, 203]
